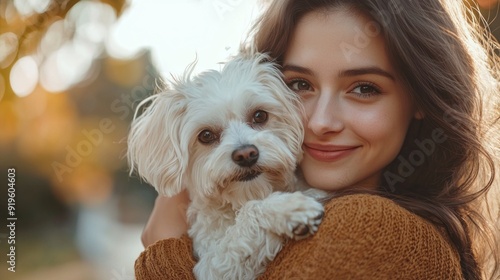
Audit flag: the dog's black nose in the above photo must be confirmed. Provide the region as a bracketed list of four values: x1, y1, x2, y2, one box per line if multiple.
[232, 145, 259, 167]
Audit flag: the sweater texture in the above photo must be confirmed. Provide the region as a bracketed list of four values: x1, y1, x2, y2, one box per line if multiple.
[134, 194, 463, 279]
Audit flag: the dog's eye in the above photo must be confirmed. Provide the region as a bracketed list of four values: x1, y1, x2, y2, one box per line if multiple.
[252, 110, 268, 125]
[198, 129, 218, 144]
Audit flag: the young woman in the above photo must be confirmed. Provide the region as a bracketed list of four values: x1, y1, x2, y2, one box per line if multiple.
[135, 0, 500, 279]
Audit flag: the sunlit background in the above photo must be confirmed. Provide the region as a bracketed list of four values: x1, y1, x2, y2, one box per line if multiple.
[0, 0, 497, 279]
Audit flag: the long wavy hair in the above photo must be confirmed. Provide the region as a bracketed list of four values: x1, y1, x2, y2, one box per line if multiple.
[246, 0, 500, 279]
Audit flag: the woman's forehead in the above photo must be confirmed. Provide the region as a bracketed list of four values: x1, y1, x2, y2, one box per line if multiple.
[284, 9, 394, 75]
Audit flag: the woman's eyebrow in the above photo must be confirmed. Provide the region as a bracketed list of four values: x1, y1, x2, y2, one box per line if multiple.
[282, 64, 396, 81]
[282, 64, 395, 81]
[281, 64, 314, 76]
[339, 67, 395, 80]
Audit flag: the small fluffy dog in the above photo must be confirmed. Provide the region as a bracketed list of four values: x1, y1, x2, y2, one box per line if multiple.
[128, 52, 325, 280]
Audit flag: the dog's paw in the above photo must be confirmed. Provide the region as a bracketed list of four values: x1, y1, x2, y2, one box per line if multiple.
[265, 192, 324, 240]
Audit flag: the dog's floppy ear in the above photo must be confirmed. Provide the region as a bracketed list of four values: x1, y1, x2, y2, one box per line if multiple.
[257, 56, 305, 160]
[128, 88, 188, 197]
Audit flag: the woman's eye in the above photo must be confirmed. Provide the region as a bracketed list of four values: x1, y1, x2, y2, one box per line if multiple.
[287, 79, 312, 92]
[252, 110, 268, 125]
[198, 129, 218, 144]
[350, 83, 381, 98]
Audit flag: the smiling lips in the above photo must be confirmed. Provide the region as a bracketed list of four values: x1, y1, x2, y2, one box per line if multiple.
[303, 143, 360, 162]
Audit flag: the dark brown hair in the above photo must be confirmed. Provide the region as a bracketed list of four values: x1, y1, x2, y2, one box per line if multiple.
[247, 0, 500, 279]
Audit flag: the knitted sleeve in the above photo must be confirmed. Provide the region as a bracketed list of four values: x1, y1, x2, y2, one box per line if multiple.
[258, 194, 463, 280]
[134, 234, 196, 280]
[134, 194, 462, 280]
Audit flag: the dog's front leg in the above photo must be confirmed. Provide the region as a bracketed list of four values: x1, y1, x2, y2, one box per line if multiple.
[194, 191, 324, 280]
[247, 191, 325, 240]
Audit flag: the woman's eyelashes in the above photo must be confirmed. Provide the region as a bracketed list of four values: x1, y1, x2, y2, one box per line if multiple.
[286, 78, 313, 92]
[349, 82, 382, 99]
[286, 77, 383, 99]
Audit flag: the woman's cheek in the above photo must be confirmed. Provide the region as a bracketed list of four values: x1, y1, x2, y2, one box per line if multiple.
[350, 106, 409, 154]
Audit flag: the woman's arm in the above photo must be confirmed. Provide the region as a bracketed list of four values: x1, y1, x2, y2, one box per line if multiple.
[136, 194, 462, 279]
[141, 191, 190, 247]
[135, 190, 196, 280]
[135, 234, 197, 280]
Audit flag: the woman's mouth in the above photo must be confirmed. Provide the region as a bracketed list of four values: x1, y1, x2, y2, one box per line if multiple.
[303, 143, 360, 162]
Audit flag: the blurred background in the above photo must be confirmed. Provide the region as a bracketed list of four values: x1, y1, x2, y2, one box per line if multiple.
[0, 0, 264, 279]
[0, 0, 497, 279]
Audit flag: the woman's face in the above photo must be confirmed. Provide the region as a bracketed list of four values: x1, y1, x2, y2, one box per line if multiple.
[283, 9, 421, 191]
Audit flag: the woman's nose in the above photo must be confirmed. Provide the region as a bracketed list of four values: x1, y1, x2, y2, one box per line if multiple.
[306, 91, 344, 136]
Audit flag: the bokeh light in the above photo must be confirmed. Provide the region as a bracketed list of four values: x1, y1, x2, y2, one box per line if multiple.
[13, 0, 51, 16]
[39, 20, 67, 56]
[0, 32, 19, 68]
[10, 55, 39, 97]
[40, 41, 93, 92]
[68, 1, 116, 46]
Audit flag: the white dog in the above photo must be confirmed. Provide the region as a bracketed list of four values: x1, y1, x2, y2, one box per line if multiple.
[128, 52, 325, 280]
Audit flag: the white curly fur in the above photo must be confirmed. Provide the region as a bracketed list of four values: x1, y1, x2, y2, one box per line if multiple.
[128, 52, 325, 280]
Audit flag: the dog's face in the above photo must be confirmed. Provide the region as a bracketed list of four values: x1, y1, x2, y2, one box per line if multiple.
[128, 53, 304, 206]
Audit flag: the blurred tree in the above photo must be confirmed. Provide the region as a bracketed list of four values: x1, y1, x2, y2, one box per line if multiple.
[0, 0, 158, 220]
[0, 0, 126, 100]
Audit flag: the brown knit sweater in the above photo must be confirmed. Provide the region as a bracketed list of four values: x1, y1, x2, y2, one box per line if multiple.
[135, 194, 463, 279]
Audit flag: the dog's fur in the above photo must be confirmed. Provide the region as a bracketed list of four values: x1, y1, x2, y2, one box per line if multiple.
[128, 52, 325, 280]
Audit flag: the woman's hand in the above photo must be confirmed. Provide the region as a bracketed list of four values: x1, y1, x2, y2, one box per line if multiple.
[141, 190, 190, 247]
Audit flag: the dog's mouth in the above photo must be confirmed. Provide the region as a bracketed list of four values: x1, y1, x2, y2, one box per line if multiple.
[237, 170, 262, 182]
